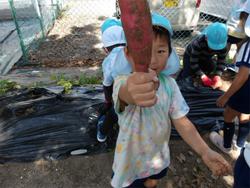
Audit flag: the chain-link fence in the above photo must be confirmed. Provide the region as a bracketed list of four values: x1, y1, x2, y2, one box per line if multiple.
[0, 0, 235, 75]
[0, 0, 65, 74]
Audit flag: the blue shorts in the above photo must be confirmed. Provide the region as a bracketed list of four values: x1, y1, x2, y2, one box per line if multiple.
[123, 168, 168, 188]
[228, 76, 250, 114]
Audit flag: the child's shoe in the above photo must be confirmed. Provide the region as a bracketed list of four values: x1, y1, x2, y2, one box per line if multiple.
[96, 115, 107, 142]
[231, 142, 242, 159]
[209, 131, 231, 153]
[209, 131, 241, 160]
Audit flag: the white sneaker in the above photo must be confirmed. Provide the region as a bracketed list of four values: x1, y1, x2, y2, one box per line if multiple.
[230, 143, 242, 160]
[209, 131, 231, 154]
[232, 136, 249, 148]
[209, 131, 242, 160]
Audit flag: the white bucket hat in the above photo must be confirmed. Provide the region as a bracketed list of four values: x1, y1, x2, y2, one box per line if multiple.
[237, 0, 250, 36]
[245, 15, 250, 37]
[101, 18, 126, 47]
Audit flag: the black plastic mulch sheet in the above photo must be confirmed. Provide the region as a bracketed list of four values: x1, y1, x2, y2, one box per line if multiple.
[0, 86, 117, 163]
[0, 79, 224, 163]
[173, 77, 224, 136]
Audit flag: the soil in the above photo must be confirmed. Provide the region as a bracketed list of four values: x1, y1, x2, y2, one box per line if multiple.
[0, 137, 234, 188]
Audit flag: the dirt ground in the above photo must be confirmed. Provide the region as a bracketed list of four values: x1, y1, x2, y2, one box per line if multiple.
[0, 1, 241, 188]
[0, 138, 234, 188]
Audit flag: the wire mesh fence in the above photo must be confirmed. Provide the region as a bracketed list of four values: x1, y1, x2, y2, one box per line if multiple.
[0, 0, 235, 74]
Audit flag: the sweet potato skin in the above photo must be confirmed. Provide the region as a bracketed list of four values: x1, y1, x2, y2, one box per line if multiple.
[119, 0, 153, 72]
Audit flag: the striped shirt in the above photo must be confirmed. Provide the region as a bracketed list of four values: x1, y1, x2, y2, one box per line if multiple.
[185, 35, 227, 76]
[235, 39, 250, 73]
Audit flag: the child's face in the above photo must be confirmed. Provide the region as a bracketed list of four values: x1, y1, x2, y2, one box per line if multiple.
[126, 35, 170, 75]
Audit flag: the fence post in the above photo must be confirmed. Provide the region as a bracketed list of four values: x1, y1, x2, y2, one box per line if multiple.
[32, 0, 46, 39]
[55, 0, 60, 18]
[8, 0, 28, 64]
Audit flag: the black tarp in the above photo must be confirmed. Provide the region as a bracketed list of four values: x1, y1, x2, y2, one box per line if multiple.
[0, 79, 225, 163]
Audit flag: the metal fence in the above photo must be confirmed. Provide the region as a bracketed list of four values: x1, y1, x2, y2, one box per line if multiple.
[0, 0, 235, 74]
[0, 0, 65, 74]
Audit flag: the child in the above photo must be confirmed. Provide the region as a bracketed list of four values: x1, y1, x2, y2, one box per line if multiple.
[97, 17, 181, 142]
[226, 0, 249, 71]
[227, 0, 247, 48]
[111, 13, 231, 188]
[111, 42, 180, 79]
[210, 2, 250, 160]
[233, 45, 250, 188]
[97, 17, 126, 142]
[234, 143, 250, 187]
[179, 22, 228, 89]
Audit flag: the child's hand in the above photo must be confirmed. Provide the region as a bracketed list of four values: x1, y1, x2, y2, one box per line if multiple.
[201, 148, 232, 176]
[211, 75, 222, 89]
[216, 94, 229, 107]
[126, 69, 158, 107]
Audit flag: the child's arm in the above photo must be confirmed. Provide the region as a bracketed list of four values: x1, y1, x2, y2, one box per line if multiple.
[217, 66, 249, 107]
[118, 70, 158, 107]
[172, 116, 231, 176]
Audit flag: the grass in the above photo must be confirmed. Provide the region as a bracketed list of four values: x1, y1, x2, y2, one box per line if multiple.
[50, 73, 102, 93]
[0, 80, 20, 95]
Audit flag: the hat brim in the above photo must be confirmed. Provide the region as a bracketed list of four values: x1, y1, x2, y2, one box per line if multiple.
[102, 26, 126, 47]
[236, 0, 250, 14]
[160, 48, 180, 76]
[244, 144, 250, 167]
[153, 23, 173, 36]
[207, 40, 227, 50]
[245, 15, 250, 37]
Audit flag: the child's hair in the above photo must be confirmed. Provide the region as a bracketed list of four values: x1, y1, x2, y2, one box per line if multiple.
[152, 25, 172, 55]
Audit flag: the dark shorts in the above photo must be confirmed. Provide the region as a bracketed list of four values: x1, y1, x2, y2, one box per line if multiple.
[234, 148, 250, 188]
[113, 168, 168, 188]
[228, 76, 250, 114]
[227, 35, 244, 45]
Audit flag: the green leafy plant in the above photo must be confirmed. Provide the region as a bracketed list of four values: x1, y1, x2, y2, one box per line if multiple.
[78, 74, 102, 85]
[57, 79, 73, 93]
[0, 80, 20, 95]
[50, 73, 102, 93]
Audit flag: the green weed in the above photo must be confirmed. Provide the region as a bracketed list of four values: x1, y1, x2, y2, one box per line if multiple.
[0, 80, 20, 95]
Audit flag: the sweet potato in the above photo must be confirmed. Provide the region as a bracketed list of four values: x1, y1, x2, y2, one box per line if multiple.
[119, 0, 153, 72]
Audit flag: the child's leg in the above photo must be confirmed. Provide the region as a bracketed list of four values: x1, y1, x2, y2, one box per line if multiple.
[233, 148, 250, 188]
[179, 52, 191, 79]
[124, 168, 167, 188]
[144, 179, 158, 188]
[100, 107, 118, 136]
[103, 85, 113, 109]
[97, 85, 114, 142]
[102, 84, 117, 135]
[223, 106, 240, 148]
[237, 114, 250, 147]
